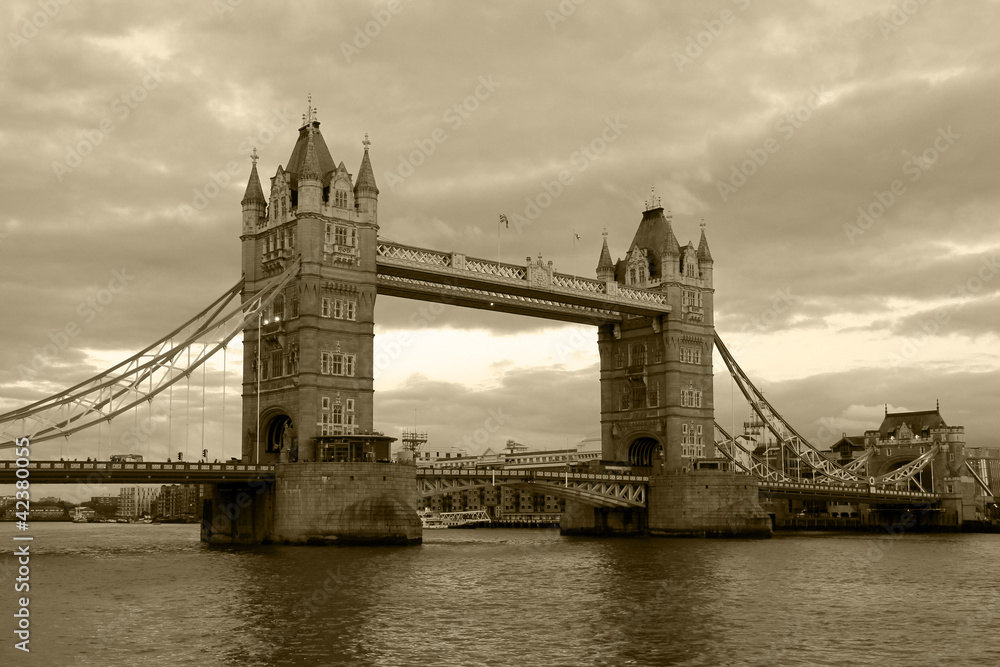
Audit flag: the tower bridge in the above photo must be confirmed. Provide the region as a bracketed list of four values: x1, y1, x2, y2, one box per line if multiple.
[2, 101, 994, 542]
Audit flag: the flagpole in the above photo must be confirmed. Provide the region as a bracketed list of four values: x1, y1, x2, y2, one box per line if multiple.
[572, 230, 578, 277]
[498, 214, 501, 266]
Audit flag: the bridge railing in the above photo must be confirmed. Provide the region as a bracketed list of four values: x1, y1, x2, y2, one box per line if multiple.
[376, 241, 669, 311]
[0, 461, 276, 474]
[416, 467, 649, 483]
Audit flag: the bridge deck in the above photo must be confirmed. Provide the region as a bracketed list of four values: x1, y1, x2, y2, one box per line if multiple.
[0, 461, 276, 485]
[759, 480, 939, 504]
[375, 241, 671, 323]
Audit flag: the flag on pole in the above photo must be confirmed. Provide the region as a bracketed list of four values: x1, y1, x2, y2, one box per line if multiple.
[574, 233, 581, 241]
[499, 214, 509, 228]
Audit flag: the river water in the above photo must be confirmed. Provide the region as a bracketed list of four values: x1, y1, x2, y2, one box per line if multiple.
[1, 523, 999, 666]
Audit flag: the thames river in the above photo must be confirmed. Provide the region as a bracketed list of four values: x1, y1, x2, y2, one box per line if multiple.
[2, 523, 999, 666]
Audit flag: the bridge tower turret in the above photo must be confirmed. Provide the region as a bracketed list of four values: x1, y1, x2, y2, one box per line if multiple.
[596, 190, 716, 473]
[238, 100, 388, 466]
[241, 148, 267, 286]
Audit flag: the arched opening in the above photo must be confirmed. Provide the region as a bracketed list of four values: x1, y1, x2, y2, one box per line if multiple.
[263, 413, 293, 454]
[628, 436, 663, 473]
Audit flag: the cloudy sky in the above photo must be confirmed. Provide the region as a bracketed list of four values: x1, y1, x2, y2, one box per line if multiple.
[3, 0, 1000, 498]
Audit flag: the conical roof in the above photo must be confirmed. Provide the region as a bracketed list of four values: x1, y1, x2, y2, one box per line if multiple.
[300, 132, 322, 181]
[355, 139, 379, 195]
[285, 121, 337, 183]
[697, 225, 713, 262]
[241, 161, 265, 205]
[596, 235, 614, 274]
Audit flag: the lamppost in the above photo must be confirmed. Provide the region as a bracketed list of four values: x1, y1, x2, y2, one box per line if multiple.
[255, 310, 262, 465]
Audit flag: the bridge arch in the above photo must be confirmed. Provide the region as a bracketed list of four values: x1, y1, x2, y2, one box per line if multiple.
[626, 433, 664, 470]
[260, 408, 293, 457]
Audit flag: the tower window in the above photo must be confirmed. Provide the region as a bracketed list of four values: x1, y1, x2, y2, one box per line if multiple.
[321, 297, 332, 318]
[335, 190, 348, 208]
[681, 388, 703, 408]
[631, 385, 646, 409]
[630, 344, 646, 366]
[680, 346, 702, 364]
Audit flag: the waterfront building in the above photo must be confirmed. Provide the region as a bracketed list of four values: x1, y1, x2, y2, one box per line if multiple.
[117, 486, 158, 519]
[155, 485, 203, 519]
[89, 495, 119, 517]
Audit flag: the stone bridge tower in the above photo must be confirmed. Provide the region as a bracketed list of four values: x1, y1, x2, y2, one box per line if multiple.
[239, 103, 389, 465]
[596, 193, 715, 473]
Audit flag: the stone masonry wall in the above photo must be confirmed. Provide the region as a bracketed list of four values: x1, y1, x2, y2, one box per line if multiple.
[272, 462, 420, 545]
[648, 471, 771, 538]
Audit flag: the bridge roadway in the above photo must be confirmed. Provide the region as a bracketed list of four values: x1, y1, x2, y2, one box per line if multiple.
[417, 468, 649, 508]
[0, 460, 276, 485]
[375, 240, 672, 325]
[417, 468, 941, 508]
[0, 461, 942, 507]
[758, 480, 940, 505]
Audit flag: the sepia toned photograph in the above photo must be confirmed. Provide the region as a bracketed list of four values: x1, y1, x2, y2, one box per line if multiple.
[1, 1, 999, 665]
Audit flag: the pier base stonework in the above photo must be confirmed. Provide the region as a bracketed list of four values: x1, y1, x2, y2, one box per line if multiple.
[559, 500, 647, 536]
[647, 470, 772, 538]
[272, 462, 421, 545]
[201, 480, 276, 545]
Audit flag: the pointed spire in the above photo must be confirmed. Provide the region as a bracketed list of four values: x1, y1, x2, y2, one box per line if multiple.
[644, 185, 662, 211]
[597, 229, 614, 279]
[355, 133, 379, 195]
[662, 209, 680, 256]
[242, 147, 266, 204]
[300, 132, 322, 181]
[697, 219, 713, 262]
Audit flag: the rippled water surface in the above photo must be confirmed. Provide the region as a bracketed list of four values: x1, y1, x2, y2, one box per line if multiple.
[2, 523, 999, 666]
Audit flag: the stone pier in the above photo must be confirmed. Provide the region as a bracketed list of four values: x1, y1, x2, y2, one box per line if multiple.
[647, 470, 772, 538]
[202, 462, 421, 545]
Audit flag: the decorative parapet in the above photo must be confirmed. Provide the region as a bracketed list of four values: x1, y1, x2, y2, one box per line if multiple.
[376, 241, 669, 314]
